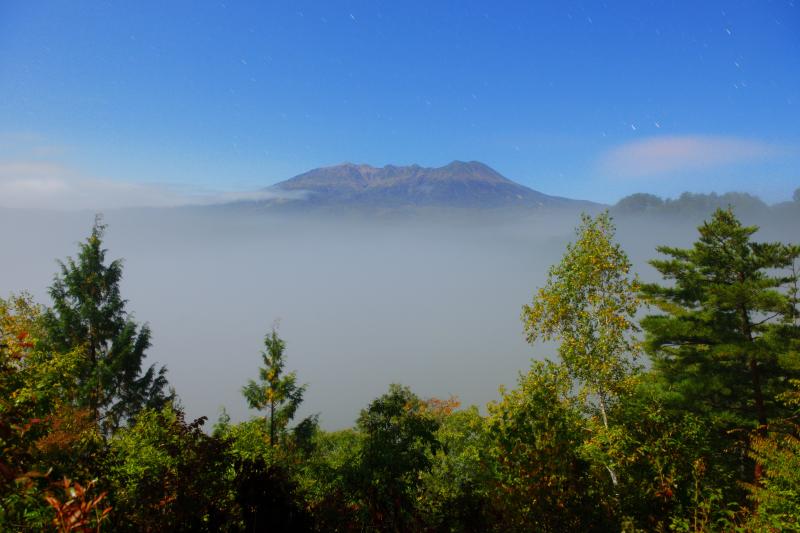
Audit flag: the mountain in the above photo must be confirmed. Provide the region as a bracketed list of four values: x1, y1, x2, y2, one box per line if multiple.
[264, 161, 592, 209]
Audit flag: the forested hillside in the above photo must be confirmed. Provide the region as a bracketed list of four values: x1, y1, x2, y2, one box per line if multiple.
[2, 209, 799, 532]
[613, 188, 800, 219]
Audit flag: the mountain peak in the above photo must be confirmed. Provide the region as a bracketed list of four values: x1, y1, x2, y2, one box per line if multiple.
[443, 160, 485, 169]
[268, 161, 587, 209]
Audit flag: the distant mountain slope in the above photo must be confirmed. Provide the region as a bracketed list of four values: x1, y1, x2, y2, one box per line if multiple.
[266, 161, 593, 209]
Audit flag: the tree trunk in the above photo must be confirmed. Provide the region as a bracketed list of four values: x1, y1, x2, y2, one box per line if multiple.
[269, 399, 275, 447]
[89, 332, 100, 426]
[740, 296, 767, 485]
[598, 393, 619, 486]
[749, 356, 767, 483]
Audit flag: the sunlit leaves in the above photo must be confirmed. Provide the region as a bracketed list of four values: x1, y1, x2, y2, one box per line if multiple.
[486, 360, 613, 530]
[522, 211, 641, 410]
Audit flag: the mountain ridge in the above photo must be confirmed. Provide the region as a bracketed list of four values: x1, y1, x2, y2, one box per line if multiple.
[264, 160, 593, 209]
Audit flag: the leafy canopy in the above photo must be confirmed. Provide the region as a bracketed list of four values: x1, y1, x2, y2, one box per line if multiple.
[522, 211, 641, 411]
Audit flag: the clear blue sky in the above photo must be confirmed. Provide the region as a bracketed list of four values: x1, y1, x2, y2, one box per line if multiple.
[0, 1, 798, 206]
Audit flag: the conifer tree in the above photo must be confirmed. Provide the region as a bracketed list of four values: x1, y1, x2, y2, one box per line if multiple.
[44, 216, 171, 433]
[242, 327, 308, 448]
[641, 208, 800, 483]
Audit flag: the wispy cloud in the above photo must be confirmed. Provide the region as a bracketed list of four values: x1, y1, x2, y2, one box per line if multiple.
[599, 135, 781, 178]
[0, 132, 298, 210]
[0, 160, 296, 210]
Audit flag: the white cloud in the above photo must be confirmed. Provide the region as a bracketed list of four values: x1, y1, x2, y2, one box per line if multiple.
[600, 135, 780, 178]
[0, 160, 295, 210]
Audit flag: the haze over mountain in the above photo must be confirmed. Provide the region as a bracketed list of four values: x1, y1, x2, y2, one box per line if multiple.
[264, 160, 593, 209]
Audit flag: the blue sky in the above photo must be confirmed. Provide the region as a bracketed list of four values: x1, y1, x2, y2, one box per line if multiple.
[0, 0, 798, 208]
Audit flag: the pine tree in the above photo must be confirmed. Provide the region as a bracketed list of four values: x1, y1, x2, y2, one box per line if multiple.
[242, 327, 308, 448]
[641, 208, 800, 484]
[44, 216, 171, 433]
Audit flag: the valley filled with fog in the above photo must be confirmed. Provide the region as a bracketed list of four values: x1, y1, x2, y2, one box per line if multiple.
[3, 205, 795, 428]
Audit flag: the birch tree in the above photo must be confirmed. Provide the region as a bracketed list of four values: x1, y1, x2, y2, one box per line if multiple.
[522, 212, 641, 484]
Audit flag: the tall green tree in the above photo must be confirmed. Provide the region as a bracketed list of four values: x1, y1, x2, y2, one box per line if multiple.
[353, 384, 440, 531]
[44, 216, 171, 434]
[242, 327, 308, 448]
[521, 212, 641, 485]
[641, 208, 800, 484]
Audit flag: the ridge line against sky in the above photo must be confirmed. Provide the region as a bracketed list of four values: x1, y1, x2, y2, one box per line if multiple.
[0, 1, 798, 209]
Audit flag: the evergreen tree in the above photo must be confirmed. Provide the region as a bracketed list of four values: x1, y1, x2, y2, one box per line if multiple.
[44, 216, 171, 433]
[242, 327, 309, 448]
[641, 208, 800, 484]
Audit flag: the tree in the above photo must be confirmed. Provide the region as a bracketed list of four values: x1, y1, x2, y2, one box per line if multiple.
[298, 428, 364, 530]
[794, 187, 800, 203]
[641, 208, 800, 485]
[614, 193, 664, 214]
[521, 212, 641, 486]
[105, 405, 233, 532]
[746, 379, 800, 529]
[44, 217, 171, 433]
[416, 406, 494, 532]
[241, 327, 309, 449]
[486, 360, 614, 531]
[598, 376, 726, 530]
[354, 384, 440, 531]
[1, 294, 105, 530]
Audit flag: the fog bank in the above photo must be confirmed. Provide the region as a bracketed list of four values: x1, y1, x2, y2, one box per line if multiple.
[2, 206, 796, 428]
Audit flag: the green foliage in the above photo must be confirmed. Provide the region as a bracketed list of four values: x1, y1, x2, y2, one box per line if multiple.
[641, 208, 800, 488]
[522, 211, 640, 494]
[599, 375, 734, 530]
[214, 415, 274, 464]
[746, 429, 800, 529]
[44, 216, 171, 433]
[0, 293, 103, 531]
[745, 379, 800, 530]
[522, 212, 641, 415]
[5, 211, 800, 530]
[615, 193, 665, 213]
[417, 406, 494, 532]
[242, 327, 310, 449]
[352, 383, 440, 531]
[614, 191, 769, 216]
[105, 404, 231, 532]
[487, 360, 614, 531]
[299, 428, 364, 530]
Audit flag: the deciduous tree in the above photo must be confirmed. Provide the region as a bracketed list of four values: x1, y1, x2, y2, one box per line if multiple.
[522, 212, 641, 486]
